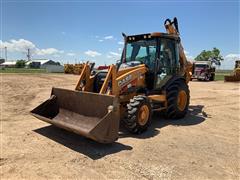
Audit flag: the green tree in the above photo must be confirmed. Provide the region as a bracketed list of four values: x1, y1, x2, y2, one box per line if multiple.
[195, 47, 223, 65]
[15, 60, 26, 68]
[56, 62, 61, 66]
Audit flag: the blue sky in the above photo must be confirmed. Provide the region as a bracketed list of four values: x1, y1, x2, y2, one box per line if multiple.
[0, 0, 239, 69]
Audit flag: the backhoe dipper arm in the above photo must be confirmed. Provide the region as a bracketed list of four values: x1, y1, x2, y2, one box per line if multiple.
[164, 17, 192, 82]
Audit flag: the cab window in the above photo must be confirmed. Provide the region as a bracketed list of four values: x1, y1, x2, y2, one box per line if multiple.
[159, 38, 176, 73]
[155, 38, 177, 88]
[125, 39, 157, 70]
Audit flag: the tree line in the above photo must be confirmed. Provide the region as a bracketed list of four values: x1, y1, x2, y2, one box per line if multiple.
[194, 47, 223, 65]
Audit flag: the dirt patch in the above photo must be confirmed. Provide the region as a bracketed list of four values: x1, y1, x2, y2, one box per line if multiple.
[1, 74, 239, 179]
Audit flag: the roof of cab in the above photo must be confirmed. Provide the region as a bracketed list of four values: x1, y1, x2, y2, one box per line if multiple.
[126, 32, 179, 41]
[195, 61, 211, 65]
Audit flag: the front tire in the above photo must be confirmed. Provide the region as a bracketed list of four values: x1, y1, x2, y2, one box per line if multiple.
[123, 95, 152, 134]
[165, 79, 190, 119]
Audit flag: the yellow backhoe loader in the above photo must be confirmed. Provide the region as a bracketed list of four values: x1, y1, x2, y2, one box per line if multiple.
[31, 17, 192, 143]
[224, 60, 240, 82]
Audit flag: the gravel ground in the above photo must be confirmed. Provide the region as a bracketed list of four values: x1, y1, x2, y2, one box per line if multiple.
[1, 74, 239, 179]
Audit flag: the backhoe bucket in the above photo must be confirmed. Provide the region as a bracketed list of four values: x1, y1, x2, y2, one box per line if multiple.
[31, 88, 120, 143]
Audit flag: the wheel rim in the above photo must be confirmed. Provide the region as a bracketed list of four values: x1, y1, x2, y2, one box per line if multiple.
[138, 105, 150, 126]
[177, 90, 187, 111]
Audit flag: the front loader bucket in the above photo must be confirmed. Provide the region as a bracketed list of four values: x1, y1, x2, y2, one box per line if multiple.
[31, 88, 120, 143]
[224, 75, 240, 82]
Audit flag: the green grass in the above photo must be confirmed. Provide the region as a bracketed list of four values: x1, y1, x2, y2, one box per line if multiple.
[0, 67, 233, 81]
[0, 68, 47, 73]
[215, 69, 232, 74]
[215, 70, 232, 81]
[215, 73, 226, 81]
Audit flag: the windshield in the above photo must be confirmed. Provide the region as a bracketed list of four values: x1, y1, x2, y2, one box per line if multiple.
[195, 64, 208, 68]
[125, 39, 157, 70]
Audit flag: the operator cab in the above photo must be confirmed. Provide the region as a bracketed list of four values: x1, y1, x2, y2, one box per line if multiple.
[195, 63, 209, 69]
[120, 33, 180, 90]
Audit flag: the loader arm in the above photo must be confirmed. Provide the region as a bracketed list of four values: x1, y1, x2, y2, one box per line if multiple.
[75, 62, 148, 97]
[75, 62, 93, 91]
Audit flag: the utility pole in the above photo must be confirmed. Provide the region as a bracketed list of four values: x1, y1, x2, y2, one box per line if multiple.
[27, 48, 31, 61]
[4, 47, 7, 61]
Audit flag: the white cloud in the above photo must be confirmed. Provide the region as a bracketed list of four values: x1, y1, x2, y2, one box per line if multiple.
[186, 55, 194, 60]
[98, 39, 104, 42]
[118, 48, 122, 51]
[118, 41, 124, 45]
[225, 53, 240, 60]
[67, 52, 76, 56]
[53, 54, 60, 58]
[183, 50, 194, 60]
[104, 36, 114, 40]
[109, 51, 121, 57]
[84, 50, 102, 57]
[0, 39, 64, 56]
[0, 39, 35, 52]
[35, 48, 64, 56]
[106, 51, 121, 61]
[219, 53, 240, 70]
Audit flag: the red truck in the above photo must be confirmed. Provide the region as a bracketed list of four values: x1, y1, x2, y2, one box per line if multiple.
[191, 61, 215, 81]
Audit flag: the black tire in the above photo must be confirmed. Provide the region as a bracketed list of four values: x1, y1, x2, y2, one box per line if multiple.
[209, 74, 215, 81]
[123, 95, 152, 134]
[165, 79, 190, 119]
[93, 72, 107, 93]
[205, 74, 210, 81]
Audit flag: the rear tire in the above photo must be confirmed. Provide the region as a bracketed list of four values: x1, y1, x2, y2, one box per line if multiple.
[165, 79, 190, 119]
[209, 74, 215, 81]
[124, 95, 152, 134]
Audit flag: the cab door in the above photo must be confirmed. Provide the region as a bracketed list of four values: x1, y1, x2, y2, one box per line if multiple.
[155, 38, 178, 89]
